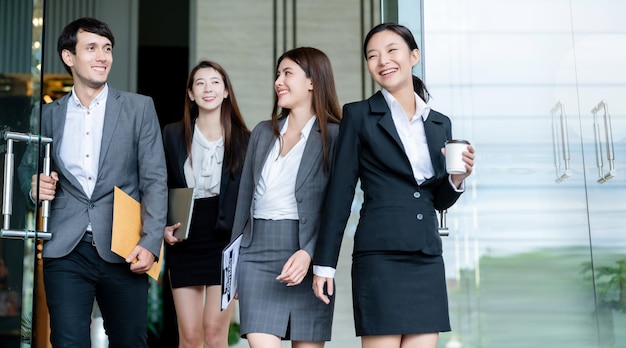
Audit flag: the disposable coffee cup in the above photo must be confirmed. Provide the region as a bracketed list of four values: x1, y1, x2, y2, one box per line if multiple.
[445, 140, 470, 174]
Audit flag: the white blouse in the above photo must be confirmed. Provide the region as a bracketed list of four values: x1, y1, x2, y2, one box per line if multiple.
[183, 125, 224, 198]
[253, 116, 316, 220]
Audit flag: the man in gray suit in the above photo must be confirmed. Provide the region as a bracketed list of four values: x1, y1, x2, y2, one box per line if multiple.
[18, 17, 167, 347]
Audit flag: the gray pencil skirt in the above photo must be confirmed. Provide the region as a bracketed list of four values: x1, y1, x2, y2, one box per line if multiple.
[237, 219, 334, 341]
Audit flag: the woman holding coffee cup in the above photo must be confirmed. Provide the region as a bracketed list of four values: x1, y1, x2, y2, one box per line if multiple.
[312, 23, 474, 348]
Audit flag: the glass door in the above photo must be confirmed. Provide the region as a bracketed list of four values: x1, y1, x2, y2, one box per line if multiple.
[1, 0, 47, 346]
[413, 0, 620, 346]
[570, 1, 626, 347]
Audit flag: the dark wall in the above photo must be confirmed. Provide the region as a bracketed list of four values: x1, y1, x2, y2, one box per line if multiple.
[137, 1, 189, 346]
[137, 0, 189, 129]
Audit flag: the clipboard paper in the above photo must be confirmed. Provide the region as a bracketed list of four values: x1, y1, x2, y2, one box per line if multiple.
[112, 186, 164, 280]
[221, 234, 242, 310]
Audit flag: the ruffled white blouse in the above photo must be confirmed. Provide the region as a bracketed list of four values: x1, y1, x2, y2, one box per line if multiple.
[183, 125, 224, 198]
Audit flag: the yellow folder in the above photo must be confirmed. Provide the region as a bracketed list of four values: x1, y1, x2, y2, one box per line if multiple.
[111, 186, 163, 280]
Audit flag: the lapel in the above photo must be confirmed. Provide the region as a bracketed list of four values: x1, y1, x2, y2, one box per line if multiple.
[50, 95, 68, 160]
[370, 91, 406, 153]
[423, 110, 448, 178]
[295, 118, 322, 191]
[252, 120, 279, 187]
[98, 87, 122, 172]
[369, 90, 448, 185]
[370, 91, 415, 181]
[177, 121, 193, 187]
[50, 94, 85, 194]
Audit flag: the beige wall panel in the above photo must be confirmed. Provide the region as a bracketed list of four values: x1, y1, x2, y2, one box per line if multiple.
[193, 0, 378, 128]
[294, 0, 364, 108]
[194, 0, 275, 128]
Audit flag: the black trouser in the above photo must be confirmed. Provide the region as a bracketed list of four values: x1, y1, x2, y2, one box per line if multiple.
[43, 241, 149, 347]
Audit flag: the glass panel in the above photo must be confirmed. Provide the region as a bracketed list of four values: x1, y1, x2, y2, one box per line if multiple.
[422, 0, 597, 346]
[570, 1, 626, 347]
[1, 0, 44, 346]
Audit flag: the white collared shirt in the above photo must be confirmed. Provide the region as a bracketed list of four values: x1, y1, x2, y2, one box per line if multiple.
[381, 88, 434, 185]
[184, 125, 223, 198]
[253, 116, 316, 220]
[59, 85, 108, 199]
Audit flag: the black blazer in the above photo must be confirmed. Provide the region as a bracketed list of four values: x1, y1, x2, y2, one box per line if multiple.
[162, 120, 248, 232]
[313, 91, 463, 269]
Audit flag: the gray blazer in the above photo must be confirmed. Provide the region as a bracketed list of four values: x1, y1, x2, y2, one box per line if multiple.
[231, 118, 339, 258]
[18, 87, 168, 263]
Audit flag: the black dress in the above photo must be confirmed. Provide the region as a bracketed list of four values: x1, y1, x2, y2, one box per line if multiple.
[167, 196, 230, 288]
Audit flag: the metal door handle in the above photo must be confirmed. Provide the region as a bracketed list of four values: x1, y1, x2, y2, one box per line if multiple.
[438, 209, 449, 237]
[551, 101, 571, 183]
[591, 101, 617, 183]
[2, 131, 53, 240]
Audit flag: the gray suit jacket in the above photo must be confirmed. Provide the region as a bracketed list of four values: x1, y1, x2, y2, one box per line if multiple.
[231, 118, 339, 258]
[18, 87, 168, 263]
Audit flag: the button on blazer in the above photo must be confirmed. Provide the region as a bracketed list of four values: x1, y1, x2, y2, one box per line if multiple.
[314, 91, 463, 269]
[18, 87, 168, 262]
[231, 118, 339, 258]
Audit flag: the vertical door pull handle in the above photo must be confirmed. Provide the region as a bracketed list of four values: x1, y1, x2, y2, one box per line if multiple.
[591, 101, 617, 183]
[438, 209, 449, 237]
[551, 101, 571, 183]
[1, 131, 53, 240]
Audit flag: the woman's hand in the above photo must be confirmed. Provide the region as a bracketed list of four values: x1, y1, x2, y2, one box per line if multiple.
[276, 249, 311, 286]
[447, 144, 475, 188]
[164, 222, 182, 246]
[313, 275, 334, 304]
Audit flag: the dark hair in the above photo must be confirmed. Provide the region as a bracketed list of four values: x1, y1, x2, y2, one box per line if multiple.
[271, 47, 342, 171]
[183, 60, 250, 175]
[363, 23, 430, 102]
[57, 17, 115, 75]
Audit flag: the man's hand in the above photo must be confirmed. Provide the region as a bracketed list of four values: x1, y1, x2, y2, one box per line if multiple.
[126, 245, 155, 274]
[32, 171, 59, 201]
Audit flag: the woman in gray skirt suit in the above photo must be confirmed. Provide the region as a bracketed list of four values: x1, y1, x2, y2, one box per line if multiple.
[231, 46, 342, 348]
[312, 23, 475, 348]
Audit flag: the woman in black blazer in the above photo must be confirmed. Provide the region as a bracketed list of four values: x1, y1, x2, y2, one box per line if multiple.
[162, 60, 250, 348]
[312, 23, 475, 348]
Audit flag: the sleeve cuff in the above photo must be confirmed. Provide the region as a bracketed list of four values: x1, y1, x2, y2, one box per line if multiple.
[28, 189, 37, 205]
[448, 175, 465, 192]
[313, 265, 336, 278]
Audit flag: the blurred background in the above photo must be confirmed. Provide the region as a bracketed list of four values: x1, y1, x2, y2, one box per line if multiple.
[1, 0, 625, 347]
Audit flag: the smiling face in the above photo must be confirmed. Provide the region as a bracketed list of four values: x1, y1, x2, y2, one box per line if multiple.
[365, 29, 420, 93]
[275, 58, 313, 112]
[62, 29, 112, 91]
[188, 67, 228, 113]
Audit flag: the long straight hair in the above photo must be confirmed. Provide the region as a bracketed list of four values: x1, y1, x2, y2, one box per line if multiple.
[182, 60, 250, 175]
[363, 23, 430, 102]
[270, 47, 342, 171]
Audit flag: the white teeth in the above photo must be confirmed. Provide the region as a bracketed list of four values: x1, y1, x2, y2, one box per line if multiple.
[381, 68, 397, 76]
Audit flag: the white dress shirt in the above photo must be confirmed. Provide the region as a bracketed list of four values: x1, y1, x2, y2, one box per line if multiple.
[253, 116, 316, 220]
[184, 125, 223, 198]
[382, 88, 435, 184]
[59, 85, 108, 232]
